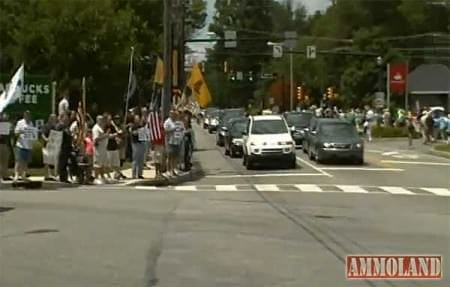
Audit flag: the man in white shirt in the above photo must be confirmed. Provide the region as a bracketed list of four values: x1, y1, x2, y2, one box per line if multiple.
[14, 110, 36, 181]
[58, 91, 69, 116]
[92, 115, 109, 183]
[164, 110, 184, 176]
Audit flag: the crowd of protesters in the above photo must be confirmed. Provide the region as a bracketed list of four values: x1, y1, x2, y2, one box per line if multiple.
[0, 95, 196, 184]
[300, 104, 450, 146]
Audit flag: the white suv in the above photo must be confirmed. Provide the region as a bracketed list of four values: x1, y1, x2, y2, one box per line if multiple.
[243, 115, 296, 169]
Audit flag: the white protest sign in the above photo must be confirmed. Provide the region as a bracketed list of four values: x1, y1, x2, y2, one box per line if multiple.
[43, 130, 62, 166]
[23, 126, 38, 140]
[0, 122, 11, 135]
[137, 127, 148, 142]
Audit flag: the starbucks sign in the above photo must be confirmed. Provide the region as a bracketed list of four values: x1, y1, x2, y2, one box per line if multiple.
[0, 74, 54, 128]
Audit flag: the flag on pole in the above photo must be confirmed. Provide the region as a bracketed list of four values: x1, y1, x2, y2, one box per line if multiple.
[154, 57, 164, 85]
[0, 64, 24, 113]
[127, 74, 137, 100]
[148, 110, 164, 144]
[187, 63, 211, 108]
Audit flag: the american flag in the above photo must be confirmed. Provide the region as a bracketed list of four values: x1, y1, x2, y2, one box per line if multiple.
[148, 110, 164, 143]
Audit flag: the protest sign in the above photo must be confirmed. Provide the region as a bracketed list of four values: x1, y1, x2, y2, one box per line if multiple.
[43, 130, 62, 166]
[0, 122, 11, 135]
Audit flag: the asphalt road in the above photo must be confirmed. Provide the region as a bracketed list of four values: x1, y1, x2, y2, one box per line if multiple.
[0, 123, 449, 287]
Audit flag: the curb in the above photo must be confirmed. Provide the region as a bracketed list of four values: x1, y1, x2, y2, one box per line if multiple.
[430, 148, 450, 159]
[0, 181, 76, 190]
[124, 170, 197, 187]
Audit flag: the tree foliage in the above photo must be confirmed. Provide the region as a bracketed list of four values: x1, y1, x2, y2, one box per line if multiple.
[0, 0, 206, 112]
[206, 0, 449, 109]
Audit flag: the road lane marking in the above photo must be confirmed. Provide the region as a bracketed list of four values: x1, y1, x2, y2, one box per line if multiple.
[320, 167, 404, 171]
[337, 185, 368, 193]
[296, 156, 333, 178]
[421, 188, 450, 196]
[367, 149, 383, 153]
[174, 186, 197, 191]
[205, 173, 325, 178]
[382, 151, 399, 156]
[381, 160, 450, 166]
[135, 186, 157, 190]
[294, 184, 323, 192]
[215, 185, 238, 191]
[380, 186, 414, 195]
[255, 184, 280, 192]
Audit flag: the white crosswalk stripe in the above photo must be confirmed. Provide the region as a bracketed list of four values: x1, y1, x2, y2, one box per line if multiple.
[294, 184, 323, 192]
[337, 185, 369, 193]
[215, 185, 238, 191]
[380, 186, 414, 195]
[421, 188, 450, 197]
[174, 186, 197, 191]
[254, 184, 280, 192]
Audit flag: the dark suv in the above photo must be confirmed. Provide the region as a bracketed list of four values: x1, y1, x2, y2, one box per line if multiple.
[306, 119, 364, 164]
[284, 111, 313, 147]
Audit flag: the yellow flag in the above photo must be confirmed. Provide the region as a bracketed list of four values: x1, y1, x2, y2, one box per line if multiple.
[187, 64, 211, 108]
[153, 57, 164, 84]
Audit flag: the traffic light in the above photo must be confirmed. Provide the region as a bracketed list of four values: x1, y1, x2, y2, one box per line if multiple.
[297, 86, 303, 100]
[229, 70, 235, 81]
[327, 87, 334, 99]
[248, 71, 254, 82]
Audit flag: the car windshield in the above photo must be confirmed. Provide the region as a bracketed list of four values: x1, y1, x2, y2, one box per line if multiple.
[320, 123, 358, 138]
[230, 121, 247, 137]
[251, 119, 287, 135]
[286, 113, 313, 128]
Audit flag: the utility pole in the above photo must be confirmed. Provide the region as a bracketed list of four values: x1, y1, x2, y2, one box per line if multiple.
[162, 0, 172, 119]
[289, 47, 294, 111]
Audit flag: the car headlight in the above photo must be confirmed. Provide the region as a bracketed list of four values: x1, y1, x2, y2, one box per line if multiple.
[323, 142, 332, 148]
[283, 147, 292, 153]
[252, 148, 261, 154]
[355, 143, 363, 149]
[232, 138, 243, 145]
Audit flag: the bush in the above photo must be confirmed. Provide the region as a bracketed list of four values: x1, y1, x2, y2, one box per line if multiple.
[372, 126, 420, 138]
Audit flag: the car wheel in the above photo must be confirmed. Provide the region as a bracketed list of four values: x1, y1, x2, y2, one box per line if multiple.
[355, 157, 364, 165]
[246, 157, 254, 170]
[308, 148, 314, 160]
[315, 151, 324, 164]
[243, 154, 247, 166]
[229, 149, 235, 158]
[225, 147, 230, 156]
[288, 158, 296, 169]
[208, 128, 213, 134]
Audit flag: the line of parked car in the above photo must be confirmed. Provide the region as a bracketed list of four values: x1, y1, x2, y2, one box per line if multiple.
[200, 107, 365, 169]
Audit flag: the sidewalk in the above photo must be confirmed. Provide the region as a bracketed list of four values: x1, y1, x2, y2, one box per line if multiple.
[369, 137, 450, 158]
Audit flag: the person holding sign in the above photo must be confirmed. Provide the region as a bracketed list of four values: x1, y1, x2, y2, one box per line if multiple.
[164, 110, 184, 177]
[13, 111, 36, 181]
[0, 112, 13, 181]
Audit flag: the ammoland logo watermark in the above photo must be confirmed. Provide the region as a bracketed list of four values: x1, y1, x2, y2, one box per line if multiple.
[346, 255, 442, 280]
